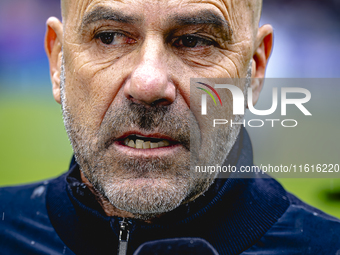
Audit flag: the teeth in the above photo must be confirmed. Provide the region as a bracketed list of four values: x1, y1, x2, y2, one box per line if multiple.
[124, 137, 171, 149]
[128, 140, 135, 148]
[150, 142, 158, 148]
[142, 141, 150, 149]
[136, 139, 144, 149]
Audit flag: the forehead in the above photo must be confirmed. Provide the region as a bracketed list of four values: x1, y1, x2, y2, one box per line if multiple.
[63, 0, 255, 32]
[65, 0, 244, 13]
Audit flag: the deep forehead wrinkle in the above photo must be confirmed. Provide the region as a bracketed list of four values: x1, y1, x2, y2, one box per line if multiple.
[170, 10, 233, 40]
[79, 6, 141, 33]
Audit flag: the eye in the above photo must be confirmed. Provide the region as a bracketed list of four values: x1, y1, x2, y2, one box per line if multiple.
[173, 35, 214, 48]
[95, 32, 136, 45]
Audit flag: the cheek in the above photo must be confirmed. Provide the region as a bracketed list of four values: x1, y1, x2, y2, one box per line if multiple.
[64, 51, 136, 132]
[179, 49, 250, 85]
[190, 76, 246, 149]
[193, 91, 234, 137]
[170, 54, 242, 112]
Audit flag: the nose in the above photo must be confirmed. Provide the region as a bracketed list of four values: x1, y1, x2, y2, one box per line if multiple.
[124, 36, 176, 106]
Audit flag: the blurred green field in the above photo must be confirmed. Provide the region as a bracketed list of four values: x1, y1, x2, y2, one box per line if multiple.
[0, 93, 73, 185]
[0, 92, 339, 218]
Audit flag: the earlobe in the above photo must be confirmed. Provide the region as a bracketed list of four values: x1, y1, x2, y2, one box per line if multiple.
[44, 17, 63, 104]
[250, 24, 273, 105]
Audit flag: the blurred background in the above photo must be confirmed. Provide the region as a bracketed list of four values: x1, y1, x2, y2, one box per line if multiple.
[0, 0, 339, 217]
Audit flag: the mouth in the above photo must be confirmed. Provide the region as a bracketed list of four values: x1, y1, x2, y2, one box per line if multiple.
[117, 134, 178, 149]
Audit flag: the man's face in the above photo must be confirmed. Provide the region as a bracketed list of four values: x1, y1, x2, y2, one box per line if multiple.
[48, 0, 268, 218]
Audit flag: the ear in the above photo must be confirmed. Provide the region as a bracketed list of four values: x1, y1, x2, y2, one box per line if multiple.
[250, 24, 273, 105]
[45, 17, 63, 104]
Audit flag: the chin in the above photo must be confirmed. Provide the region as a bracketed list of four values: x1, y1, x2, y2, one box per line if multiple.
[103, 177, 190, 217]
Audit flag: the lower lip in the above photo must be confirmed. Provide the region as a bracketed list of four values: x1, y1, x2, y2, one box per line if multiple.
[113, 141, 183, 157]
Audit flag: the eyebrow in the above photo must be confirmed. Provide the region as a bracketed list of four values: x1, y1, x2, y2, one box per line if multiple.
[170, 10, 233, 41]
[79, 7, 232, 41]
[80, 6, 141, 33]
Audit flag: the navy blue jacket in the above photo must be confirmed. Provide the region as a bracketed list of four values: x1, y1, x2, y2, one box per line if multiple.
[1, 128, 340, 254]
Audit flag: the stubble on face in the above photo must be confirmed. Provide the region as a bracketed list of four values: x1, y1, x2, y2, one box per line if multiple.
[60, 58, 250, 219]
[60, 62, 205, 219]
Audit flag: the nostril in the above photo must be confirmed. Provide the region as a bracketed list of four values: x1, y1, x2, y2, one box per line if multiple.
[151, 98, 169, 106]
[128, 97, 171, 107]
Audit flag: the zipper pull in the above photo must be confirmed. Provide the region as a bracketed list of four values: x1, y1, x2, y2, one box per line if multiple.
[117, 218, 131, 255]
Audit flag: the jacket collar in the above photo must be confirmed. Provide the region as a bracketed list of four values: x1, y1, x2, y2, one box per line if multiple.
[46, 127, 290, 255]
